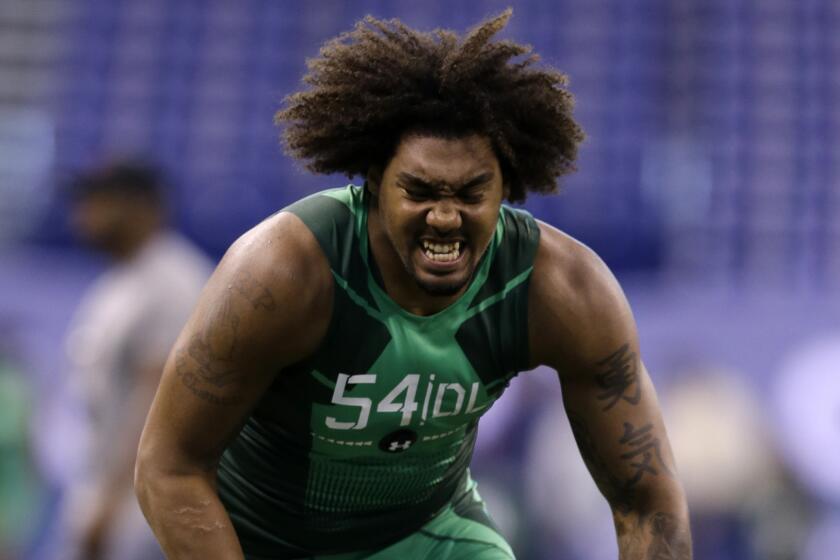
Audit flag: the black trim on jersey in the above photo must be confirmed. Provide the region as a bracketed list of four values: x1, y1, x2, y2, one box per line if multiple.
[455, 206, 539, 390]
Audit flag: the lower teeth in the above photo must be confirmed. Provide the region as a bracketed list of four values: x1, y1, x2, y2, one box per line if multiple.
[425, 249, 459, 262]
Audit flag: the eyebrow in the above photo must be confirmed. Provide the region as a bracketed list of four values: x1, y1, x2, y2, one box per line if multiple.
[396, 171, 494, 191]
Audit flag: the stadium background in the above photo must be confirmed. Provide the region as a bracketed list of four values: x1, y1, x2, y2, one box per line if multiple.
[1, 0, 839, 558]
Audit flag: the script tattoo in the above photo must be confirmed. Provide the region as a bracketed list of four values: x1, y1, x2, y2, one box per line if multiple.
[568, 414, 676, 514]
[646, 512, 691, 559]
[175, 351, 236, 406]
[619, 422, 674, 487]
[568, 412, 636, 513]
[595, 343, 640, 411]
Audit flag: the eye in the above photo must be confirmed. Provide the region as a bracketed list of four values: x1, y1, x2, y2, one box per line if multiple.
[459, 189, 484, 204]
[401, 185, 433, 201]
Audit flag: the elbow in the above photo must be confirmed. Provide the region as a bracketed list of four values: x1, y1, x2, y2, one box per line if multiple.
[133, 432, 174, 512]
[631, 478, 689, 519]
[608, 476, 688, 519]
[134, 438, 156, 512]
[653, 477, 689, 514]
[133, 434, 219, 512]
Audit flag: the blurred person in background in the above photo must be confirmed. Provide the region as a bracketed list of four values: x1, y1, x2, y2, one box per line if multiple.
[62, 161, 212, 560]
[135, 10, 691, 560]
[665, 369, 799, 560]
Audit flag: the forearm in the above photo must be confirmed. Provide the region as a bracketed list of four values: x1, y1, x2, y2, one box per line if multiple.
[135, 469, 244, 559]
[613, 499, 691, 560]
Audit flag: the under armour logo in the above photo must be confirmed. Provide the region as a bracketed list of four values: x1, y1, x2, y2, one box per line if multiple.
[379, 428, 418, 453]
[389, 440, 412, 451]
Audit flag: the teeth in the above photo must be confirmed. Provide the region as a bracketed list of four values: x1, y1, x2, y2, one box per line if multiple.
[421, 240, 461, 262]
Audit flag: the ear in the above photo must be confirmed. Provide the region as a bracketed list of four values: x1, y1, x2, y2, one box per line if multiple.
[366, 166, 383, 196]
[502, 180, 511, 201]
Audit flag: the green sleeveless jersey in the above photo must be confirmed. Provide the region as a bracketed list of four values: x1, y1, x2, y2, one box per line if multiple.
[217, 185, 540, 558]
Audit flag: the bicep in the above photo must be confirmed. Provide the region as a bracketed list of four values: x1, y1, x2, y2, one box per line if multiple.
[141, 274, 283, 472]
[140, 217, 331, 472]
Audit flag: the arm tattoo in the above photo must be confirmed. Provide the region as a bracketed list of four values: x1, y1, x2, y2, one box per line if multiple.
[571, 415, 690, 558]
[568, 411, 636, 513]
[619, 422, 674, 486]
[231, 270, 277, 311]
[595, 343, 641, 411]
[187, 297, 240, 388]
[175, 351, 237, 406]
[175, 269, 277, 403]
[568, 415, 675, 513]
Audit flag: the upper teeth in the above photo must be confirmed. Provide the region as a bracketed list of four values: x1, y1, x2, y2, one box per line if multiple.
[423, 240, 459, 253]
[422, 240, 461, 261]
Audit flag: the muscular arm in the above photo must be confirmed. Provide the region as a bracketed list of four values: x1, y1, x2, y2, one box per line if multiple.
[134, 213, 332, 559]
[530, 223, 691, 560]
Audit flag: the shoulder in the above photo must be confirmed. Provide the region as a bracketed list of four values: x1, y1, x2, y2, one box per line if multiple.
[528, 221, 636, 372]
[194, 210, 334, 366]
[530, 221, 620, 309]
[221, 210, 333, 314]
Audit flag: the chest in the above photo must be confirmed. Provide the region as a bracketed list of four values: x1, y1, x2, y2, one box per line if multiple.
[270, 312, 511, 457]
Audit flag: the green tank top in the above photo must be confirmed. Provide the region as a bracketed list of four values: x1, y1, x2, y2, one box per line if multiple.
[217, 185, 540, 558]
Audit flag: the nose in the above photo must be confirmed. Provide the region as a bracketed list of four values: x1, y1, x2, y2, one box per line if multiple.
[426, 197, 462, 233]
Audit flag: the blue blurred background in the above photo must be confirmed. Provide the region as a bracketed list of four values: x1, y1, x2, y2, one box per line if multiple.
[1, 0, 839, 558]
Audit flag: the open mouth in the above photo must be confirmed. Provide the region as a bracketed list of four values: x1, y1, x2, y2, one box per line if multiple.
[421, 240, 463, 263]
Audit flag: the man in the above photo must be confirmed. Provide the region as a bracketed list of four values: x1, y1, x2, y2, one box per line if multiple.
[64, 161, 212, 559]
[135, 11, 691, 559]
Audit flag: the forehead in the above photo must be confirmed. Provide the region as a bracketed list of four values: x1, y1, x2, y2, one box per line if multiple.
[74, 189, 155, 212]
[388, 134, 499, 182]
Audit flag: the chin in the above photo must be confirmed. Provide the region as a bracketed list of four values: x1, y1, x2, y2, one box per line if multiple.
[419, 282, 465, 297]
[413, 273, 471, 297]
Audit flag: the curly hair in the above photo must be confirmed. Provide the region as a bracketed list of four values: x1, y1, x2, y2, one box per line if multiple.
[276, 9, 584, 203]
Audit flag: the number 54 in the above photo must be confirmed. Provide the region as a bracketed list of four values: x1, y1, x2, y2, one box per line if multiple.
[325, 373, 419, 430]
